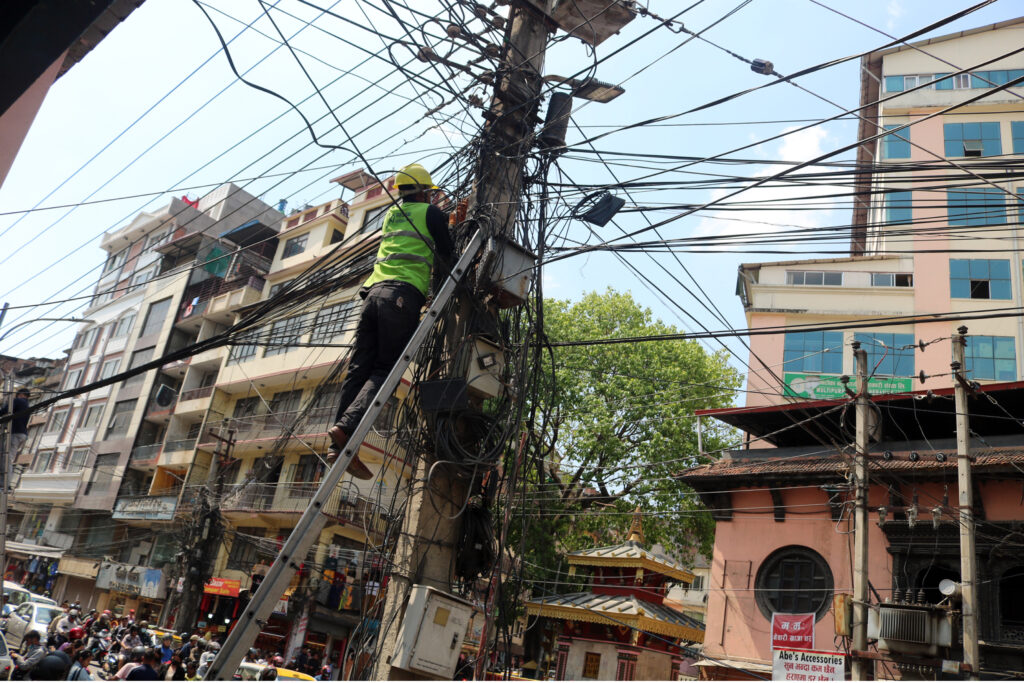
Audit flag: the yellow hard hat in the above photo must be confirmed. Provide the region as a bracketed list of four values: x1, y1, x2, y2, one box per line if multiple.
[394, 163, 438, 190]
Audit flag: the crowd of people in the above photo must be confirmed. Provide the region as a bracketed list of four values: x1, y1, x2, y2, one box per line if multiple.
[4, 602, 334, 681]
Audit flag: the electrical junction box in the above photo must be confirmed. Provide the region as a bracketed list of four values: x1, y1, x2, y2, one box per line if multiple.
[390, 585, 474, 679]
[466, 336, 506, 400]
[487, 238, 536, 308]
[548, 0, 636, 46]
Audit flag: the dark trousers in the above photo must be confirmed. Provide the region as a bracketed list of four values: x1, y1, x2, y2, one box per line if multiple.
[333, 281, 425, 434]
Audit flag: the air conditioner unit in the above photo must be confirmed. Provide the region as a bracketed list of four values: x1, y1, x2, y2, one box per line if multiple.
[867, 604, 955, 656]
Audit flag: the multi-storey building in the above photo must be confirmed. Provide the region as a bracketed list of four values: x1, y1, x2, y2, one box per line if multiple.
[685, 17, 1024, 680]
[11, 185, 281, 609]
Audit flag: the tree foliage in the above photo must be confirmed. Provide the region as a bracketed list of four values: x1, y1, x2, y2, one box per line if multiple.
[516, 288, 740, 580]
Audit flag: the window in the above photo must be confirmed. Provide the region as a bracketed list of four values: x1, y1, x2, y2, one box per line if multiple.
[785, 271, 843, 286]
[226, 528, 264, 571]
[871, 272, 913, 287]
[853, 332, 915, 377]
[232, 397, 262, 419]
[884, 76, 904, 93]
[950, 259, 1011, 299]
[103, 249, 128, 274]
[947, 189, 1007, 226]
[582, 653, 601, 679]
[145, 230, 170, 251]
[130, 268, 156, 292]
[122, 347, 154, 385]
[99, 359, 121, 380]
[691, 575, 705, 592]
[310, 301, 359, 344]
[944, 122, 1001, 158]
[139, 298, 172, 338]
[46, 409, 69, 435]
[964, 335, 1016, 381]
[65, 447, 88, 473]
[881, 125, 911, 159]
[264, 315, 310, 357]
[267, 279, 294, 298]
[82, 404, 105, 429]
[1013, 122, 1024, 155]
[359, 205, 390, 235]
[282, 234, 308, 258]
[287, 454, 318, 497]
[783, 332, 844, 374]
[85, 454, 118, 495]
[32, 450, 54, 473]
[228, 330, 260, 365]
[113, 313, 136, 338]
[330, 229, 344, 244]
[74, 327, 99, 351]
[755, 546, 834, 619]
[64, 367, 84, 391]
[935, 73, 972, 90]
[884, 190, 913, 225]
[105, 400, 137, 439]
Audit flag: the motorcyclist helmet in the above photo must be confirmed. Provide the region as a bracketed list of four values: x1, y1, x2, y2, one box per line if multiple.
[69, 626, 86, 640]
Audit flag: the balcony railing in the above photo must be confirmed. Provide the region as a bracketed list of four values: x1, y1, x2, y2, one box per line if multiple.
[180, 385, 215, 402]
[221, 481, 393, 535]
[164, 437, 198, 453]
[178, 271, 267, 322]
[131, 444, 162, 462]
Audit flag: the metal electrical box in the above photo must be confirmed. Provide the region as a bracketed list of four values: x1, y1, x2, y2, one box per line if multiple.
[390, 585, 474, 679]
[487, 239, 536, 308]
[466, 336, 506, 399]
[867, 604, 955, 656]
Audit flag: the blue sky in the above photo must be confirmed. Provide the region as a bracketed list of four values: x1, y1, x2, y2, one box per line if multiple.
[0, 0, 1019, 377]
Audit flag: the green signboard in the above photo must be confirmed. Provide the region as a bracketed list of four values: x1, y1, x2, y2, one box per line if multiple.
[783, 373, 913, 400]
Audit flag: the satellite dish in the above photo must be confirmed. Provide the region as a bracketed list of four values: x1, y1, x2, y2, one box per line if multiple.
[939, 579, 961, 598]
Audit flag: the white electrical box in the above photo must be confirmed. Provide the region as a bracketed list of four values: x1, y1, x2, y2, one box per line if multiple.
[487, 239, 536, 308]
[465, 336, 506, 399]
[390, 585, 474, 679]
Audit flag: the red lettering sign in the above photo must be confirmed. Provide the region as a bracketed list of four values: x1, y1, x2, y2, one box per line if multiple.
[771, 613, 815, 650]
[203, 577, 241, 597]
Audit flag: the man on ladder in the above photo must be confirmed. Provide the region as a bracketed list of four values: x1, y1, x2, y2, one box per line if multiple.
[327, 163, 453, 478]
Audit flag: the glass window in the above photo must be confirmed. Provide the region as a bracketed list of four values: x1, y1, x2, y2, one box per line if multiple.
[853, 332, 915, 377]
[963, 335, 1016, 381]
[933, 73, 953, 90]
[105, 400, 137, 439]
[785, 271, 842, 286]
[46, 409, 69, 435]
[310, 301, 359, 345]
[103, 249, 128, 274]
[122, 347, 154, 386]
[226, 528, 265, 571]
[944, 122, 1002, 157]
[267, 279, 293, 299]
[1012, 121, 1024, 155]
[66, 448, 89, 473]
[950, 259, 1011, 299]
[82, 404, 105, 429]
[85, 454, 118, 495]
[359, 205, 391, 235]
[64, 368, 84, 391]
[947, 189, 1007, 226]
[139, 298, 172, 338]
[755, 546, 834, 619]
[783, 331, 844, 374]
[871, 273, 913, 287]
[232, 397, 262, 419]
[100, 359, 121, 380]
[264, 315, 310, 357]
[287, 454, 318, 497]
[884, 76, 904, 93]
[282, 234, 308, 258]
[113, 313, 136, 338]
[227, 329, 261, 365]
[882, 125, 911, 159]
[33, 450, 54, 473]
[886, 190, 913, 225]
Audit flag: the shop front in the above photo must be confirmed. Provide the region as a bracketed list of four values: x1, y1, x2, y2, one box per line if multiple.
[55, 556, 101, 608]
[94, 561, 168, 620]
[4, 541, 63, 595]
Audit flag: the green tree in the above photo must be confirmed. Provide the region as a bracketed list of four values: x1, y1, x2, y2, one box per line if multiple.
[517, 288, 740, 577]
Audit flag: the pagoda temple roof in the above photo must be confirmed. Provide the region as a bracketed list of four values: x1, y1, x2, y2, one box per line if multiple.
[525, 591, 705, 643]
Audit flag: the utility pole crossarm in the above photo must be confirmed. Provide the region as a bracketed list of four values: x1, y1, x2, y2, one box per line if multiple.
[204, 229, 485, 681]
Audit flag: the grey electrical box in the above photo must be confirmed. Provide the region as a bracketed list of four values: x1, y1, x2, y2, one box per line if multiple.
[548, 0, 636, 46]
[390, 585, 474, 679]
[466, 336, 506, 399]
[487, 238, 536, 308]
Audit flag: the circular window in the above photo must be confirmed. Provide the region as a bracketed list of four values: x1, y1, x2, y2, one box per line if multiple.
[755, 546, 834, 621]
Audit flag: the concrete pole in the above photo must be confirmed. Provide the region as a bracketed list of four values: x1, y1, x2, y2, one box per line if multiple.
[952, 326, 979, 679]
[851, 343, 870, 680]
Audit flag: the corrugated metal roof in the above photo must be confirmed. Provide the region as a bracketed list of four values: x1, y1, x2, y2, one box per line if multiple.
[568, 540, 693, 580]
[527, 591, 705, 631]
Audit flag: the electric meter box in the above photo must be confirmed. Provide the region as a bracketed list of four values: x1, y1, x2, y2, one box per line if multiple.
[487, 238, 536, 308]
[466, 336, 506, 399]
[390, 585, 474, 679]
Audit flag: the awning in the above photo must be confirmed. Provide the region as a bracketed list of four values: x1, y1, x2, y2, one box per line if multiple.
[6, 541, 64, 560]
[694, 657, 771, 673]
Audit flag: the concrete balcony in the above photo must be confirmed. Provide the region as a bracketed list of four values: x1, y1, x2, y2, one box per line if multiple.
[221, 481, 391, 537]
[174, 386, 215, 417]
[13, 470, 84, 504]
[112, 493, 179, 522]
[158, 438, 197, 468]
[130, 444, 162, 468]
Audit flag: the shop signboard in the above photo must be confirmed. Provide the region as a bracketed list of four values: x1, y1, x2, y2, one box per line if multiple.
[783, 373, 912, 400]
[111, 495, 178, 521]
[771, 613, 814, 650]
[204, 577, 241, 597]
[772, 649, 845, 681]
[95, 562, 167, 599]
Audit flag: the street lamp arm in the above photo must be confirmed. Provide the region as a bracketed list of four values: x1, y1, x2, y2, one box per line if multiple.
[0, 317, 96, 346]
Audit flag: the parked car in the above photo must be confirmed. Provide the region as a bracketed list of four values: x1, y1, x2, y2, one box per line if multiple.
[27, 594, 55, 607]
[0, 632, 12, 680]
[3, 602, 60, 650]
[234, 662, 315, 681]
[0, 583, 32, 618]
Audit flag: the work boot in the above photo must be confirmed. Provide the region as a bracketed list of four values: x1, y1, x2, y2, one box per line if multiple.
[327, 425, 373, 480]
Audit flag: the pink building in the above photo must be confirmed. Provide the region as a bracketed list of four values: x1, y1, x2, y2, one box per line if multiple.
[682, 17, 1024, 680]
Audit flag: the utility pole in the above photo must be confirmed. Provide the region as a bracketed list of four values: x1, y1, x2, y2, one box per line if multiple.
[370, 6, 551, 679]
[0, 370, 13, 588]
[952, 326, 980, 679]
[175, 428, 234, 632]
[851, 342, 870, 681]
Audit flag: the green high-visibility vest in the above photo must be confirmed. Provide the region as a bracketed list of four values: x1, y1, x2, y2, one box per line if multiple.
[363, 202, 435, 296]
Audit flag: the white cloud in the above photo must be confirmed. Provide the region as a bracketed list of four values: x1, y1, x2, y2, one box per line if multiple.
[886, 0, 905, 32]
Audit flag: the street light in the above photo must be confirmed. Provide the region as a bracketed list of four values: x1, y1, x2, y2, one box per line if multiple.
[0, 317, 96, 345]
[543, 75, 625, 102]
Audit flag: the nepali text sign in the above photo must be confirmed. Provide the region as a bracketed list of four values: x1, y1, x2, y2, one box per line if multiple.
[783, 373, 912, 400]
[203, 577, 241, 597]
[95, 562, 167, 599]
[772, 649, 845, 681]
[771, 613, 814, 650]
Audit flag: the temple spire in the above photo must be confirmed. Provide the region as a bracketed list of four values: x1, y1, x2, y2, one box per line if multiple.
[627, 505, 644, 544]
